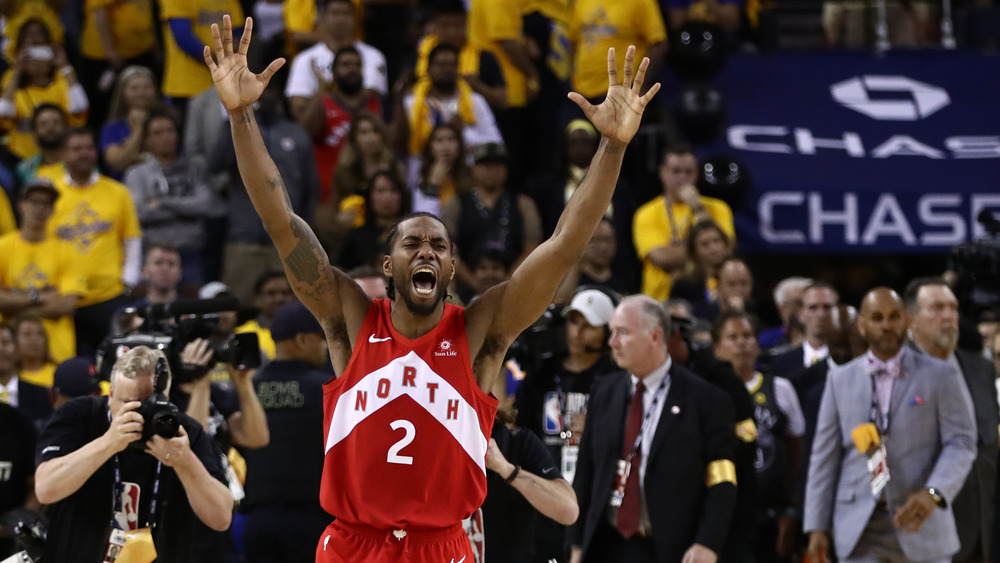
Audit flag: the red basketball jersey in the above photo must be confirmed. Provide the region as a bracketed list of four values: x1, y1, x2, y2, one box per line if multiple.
[320, 300, 498, 529]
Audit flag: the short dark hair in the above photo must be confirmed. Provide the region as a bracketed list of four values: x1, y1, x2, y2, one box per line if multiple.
[254, 270, 288, 296]
[660, 143, 694, 164]
[903, 276, 951, 312]
[333, 46, 361, 68]
[141, 110, 178, 143]
[348, 265, 385, 280]
[32, 103, 67, 130]
[711, 310, 759, 344]
[65, 127, 95, 144]
[144, 244, 180, 261]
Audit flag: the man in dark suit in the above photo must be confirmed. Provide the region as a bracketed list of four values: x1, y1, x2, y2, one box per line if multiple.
[905, 277, 1000, 563]
[0, 323, 51, 429]
[569, 295, 737, 563]
[770, 282, 839, 382]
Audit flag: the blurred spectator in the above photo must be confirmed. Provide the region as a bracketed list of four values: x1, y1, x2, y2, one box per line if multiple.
[823, 0, 934, 48]
[183, 85, 230, 283]
[291, 46, 382, 203]
[100, 65, 162, 178]
[634, 145, 735, 302]
[241, 301, 331, 562]
[556, 218, 634, 302]
[769, 282, 839, 381]
[716, 258, 755, 315]
[136, 245, 182, 306]
[441, 142, 541, 297]
[0, 322, 51, 427]
[49, 356, 100, 410]
[669, 220, 731, 314]
[462, 250, 513, 305]
[567, 0, 666, 102]
[395, 43, 502, 158]
[0, 188, 13, 235]
[124, 111, 213, 285]
[44, 128, 142, 356]
[531, 119, 639, 295]
[77, 0, 157, 126]
[212, 77, 318, 304]
[480, 410, 579, 562]
[336, 169, 411, 271]
[570, 295, 736, 563]
[326, 112, 399, 209]
[0, 178, 85, 362]
[0, 24, 87, 159]
[467, 0, 537, 187]
[347, 265, 387, 300]
[668, 0, 743, 31]
[0, 402, 37, 558]
[804, 288, 975, 563]
[159, 0, 243, 105]
[15, 103, 67, 184]
[979, 310, 998, 362]
[905, 277, 999, 563]
[759, 276, 812, 350]
[712, 310, 805, 562]
[285, 0, 388, 108]
[408, 121, 474, 217]
[235, 271, 295, 361]
[12, 314, 56, 388]
[665, 297, 694, 320]
[413, 0, 507, 111]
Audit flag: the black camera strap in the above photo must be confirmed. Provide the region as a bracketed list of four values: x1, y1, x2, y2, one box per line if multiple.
[108, 408, 163, 530]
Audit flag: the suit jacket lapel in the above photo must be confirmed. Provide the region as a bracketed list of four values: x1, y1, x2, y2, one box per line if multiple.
[649, 368, 686, 458]
[887, 348, 917, 433]
[607, 373, 631, 456]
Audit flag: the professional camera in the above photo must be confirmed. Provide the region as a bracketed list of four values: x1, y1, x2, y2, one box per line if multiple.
[96, 297, 261, 385]
[949, 210, 1000, 316]
[130, 357, 180, 448]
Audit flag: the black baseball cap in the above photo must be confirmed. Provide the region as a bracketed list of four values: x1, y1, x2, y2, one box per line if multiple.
[20, 178, 59, 204]
[52, 357, 100, 397]
[270, 302, 324, 341]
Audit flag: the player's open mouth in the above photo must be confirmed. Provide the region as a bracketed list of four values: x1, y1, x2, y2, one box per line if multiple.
[412, 266, 437, 297]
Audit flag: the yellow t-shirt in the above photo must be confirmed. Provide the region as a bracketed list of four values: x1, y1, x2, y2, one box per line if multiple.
[0, 233, 88, 361]
[0, 71, 87, 159]
[568, 0, 667, 99]
[47, 173, 142, 306]
[0, 189, 14, 236]
[468, 0, 529, 107]
[20, 362, 56, 387]
[633, 195, 734, 302]
[235, 319, 275, 360]
[283, 0, 363, 53]
[80, 0, 156, 60]
[160, 0, 244, 98]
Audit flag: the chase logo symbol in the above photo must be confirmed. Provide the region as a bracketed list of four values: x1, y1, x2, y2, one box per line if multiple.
[830, 75, 950, 121]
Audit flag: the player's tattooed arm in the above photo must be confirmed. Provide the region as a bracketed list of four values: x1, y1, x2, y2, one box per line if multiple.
[285, 215, 331, 295]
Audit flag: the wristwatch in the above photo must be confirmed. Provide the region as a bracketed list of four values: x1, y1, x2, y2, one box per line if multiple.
[927, 487, 947, 509]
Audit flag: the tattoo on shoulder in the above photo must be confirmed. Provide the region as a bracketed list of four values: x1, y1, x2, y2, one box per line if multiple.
[286, 218, 323, 285]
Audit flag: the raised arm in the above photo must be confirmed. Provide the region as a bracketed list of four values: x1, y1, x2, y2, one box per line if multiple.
[472, 47, 659, 346]
[205, 16, 368, 371]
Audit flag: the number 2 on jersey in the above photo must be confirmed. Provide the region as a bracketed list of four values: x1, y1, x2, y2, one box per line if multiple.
[387, 419, 415, 465]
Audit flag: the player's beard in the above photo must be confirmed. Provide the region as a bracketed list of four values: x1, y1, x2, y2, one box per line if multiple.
[398, 275, 449, 317]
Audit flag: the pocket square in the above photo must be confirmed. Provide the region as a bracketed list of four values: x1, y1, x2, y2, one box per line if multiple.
[909, 395, 924, 406]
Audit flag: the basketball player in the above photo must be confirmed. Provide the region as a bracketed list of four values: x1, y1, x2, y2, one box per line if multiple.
[205, 15, 660, 563]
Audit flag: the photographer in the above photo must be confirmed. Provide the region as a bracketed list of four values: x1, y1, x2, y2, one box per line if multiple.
[34, 346, 233, 563]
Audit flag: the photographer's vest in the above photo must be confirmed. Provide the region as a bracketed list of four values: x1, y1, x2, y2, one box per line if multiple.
[747, 372, 789, 511]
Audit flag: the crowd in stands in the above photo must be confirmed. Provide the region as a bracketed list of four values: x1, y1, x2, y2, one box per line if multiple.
[0, 0, 997, 560]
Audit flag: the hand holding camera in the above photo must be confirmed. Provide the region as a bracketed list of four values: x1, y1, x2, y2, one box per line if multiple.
[105, 401, 144, 453]
[146, 426, 193, 469]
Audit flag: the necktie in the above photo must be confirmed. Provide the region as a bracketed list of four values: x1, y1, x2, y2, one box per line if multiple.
[617, 380, 645, 539]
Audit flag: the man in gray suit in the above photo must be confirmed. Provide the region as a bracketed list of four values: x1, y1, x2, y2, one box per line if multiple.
[804, 287, 978, 563]
[905, 277, 999, 563]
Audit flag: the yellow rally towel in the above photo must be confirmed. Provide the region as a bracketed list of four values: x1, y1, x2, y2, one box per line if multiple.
[851, 422, 881, 453]
[408, 77, 477, 155]
[415, 35, 482, 79]
[117, 528, 157, 563]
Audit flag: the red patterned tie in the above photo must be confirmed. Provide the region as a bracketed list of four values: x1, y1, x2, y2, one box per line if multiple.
[617, 380, 645, 538]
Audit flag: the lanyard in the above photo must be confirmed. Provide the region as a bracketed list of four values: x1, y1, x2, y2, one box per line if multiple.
[626, 375, 670, 459]
[665, 198, 680, 242]
[108, 409, 163, 529]
[869, 373, 890, 436]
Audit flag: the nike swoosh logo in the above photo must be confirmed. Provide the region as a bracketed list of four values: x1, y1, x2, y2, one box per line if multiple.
[449, 557, 466, 563]
[369, 335, 392, 343]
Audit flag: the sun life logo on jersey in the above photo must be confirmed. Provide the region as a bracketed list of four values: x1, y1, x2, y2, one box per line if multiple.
[435, 339, 457, 357]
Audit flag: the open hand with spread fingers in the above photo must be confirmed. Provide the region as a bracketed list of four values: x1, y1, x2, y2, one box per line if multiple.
[204, 15, 286, 112]
[567, 45, 661, 147]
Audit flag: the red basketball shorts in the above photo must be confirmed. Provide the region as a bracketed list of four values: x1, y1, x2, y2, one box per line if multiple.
[315, 520, 472, 563]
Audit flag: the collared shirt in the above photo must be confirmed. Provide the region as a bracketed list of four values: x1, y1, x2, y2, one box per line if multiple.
[867, 348, 904, 421]
[630, 356, 672, 535]
[803, 341, 829, 368]
[0, 374, 19, 406]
